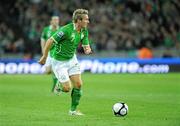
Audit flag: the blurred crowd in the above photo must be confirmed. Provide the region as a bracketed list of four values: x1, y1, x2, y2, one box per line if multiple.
[0, 0, 180, 58]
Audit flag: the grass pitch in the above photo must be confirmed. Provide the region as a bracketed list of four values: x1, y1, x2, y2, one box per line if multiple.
[0, 73, 180, 126]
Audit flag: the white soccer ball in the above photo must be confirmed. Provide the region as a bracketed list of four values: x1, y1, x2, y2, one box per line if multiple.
[112, 102, 128, 116]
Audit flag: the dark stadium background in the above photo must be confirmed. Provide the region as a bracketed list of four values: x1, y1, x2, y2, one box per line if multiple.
[0, 1, 180, 126]
[0, 0, 180, 73]
[0, 0, 180, 58]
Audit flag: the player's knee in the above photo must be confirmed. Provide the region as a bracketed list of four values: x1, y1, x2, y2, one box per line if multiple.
[63, 86, 71, 92]
[75, 81, 82, 89]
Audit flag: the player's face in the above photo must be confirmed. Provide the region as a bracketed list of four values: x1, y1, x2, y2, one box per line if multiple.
[51, 17, 59, 27]
[81, 14, 89, 28]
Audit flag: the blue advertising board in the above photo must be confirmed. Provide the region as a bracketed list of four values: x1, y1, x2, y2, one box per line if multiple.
[0, 58, 180, 74]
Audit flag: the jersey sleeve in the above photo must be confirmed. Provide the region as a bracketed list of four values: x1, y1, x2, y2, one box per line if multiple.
[51, 29, 66, 44]
[82, 29, 90, 46]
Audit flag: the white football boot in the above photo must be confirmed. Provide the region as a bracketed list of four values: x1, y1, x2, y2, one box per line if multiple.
[69, 110, 84, 116]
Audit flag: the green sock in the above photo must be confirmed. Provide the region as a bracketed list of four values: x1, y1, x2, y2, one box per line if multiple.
[51, 73, 58, 92]
[71, 88, 82, 111]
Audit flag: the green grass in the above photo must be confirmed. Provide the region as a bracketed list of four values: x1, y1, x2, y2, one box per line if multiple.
[0, 73, 180, 126]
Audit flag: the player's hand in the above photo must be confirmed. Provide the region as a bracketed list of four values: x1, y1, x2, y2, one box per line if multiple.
[38, 55, 47, 65]
[84, 46, 92, 54]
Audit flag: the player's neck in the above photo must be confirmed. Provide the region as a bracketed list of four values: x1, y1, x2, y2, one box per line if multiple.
[74, 23, 81, 33]
[51, 25, 58, 30]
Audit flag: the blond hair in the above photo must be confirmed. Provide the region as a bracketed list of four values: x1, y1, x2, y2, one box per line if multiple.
[73, 9, 88, 23]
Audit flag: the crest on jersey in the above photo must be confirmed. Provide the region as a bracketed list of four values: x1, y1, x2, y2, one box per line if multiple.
[57, 31, 64, 38]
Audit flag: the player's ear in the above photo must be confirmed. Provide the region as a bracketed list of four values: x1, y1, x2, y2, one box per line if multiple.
[79, 17, 83, 22]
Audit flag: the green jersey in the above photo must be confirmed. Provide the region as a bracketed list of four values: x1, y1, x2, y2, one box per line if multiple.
[41, 25, 60, 57]
[51, 23, 89, 61]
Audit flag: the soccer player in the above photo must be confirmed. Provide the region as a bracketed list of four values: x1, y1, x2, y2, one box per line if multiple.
[40, 16, 61, 93]
[38, 9, 92, 115]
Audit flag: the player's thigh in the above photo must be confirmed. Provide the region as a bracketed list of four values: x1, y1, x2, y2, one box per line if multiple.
[68, 61, 82, 88]
[70, 74, 82, 89]
[53, 67, 69, 83]
[53, 67, 72, 92]
[51, 59, 70, 82]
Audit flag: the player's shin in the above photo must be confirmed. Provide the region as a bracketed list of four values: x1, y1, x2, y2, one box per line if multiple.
[71, 88, 82, 111]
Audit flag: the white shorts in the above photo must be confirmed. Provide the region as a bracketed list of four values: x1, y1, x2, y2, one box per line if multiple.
[44, 53, 52, 67]
[51, 55, 81, 83]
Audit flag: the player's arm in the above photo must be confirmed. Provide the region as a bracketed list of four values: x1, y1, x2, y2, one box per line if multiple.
[38, 38, 54, 65]
[39, 28, 65, 65]
[40, 38, 46, 54]
[40, 28, 47, 54]
[82, 29, 92, 54]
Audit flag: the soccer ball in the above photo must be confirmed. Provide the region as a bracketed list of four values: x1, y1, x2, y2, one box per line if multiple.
[112, 102, 128, 116]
